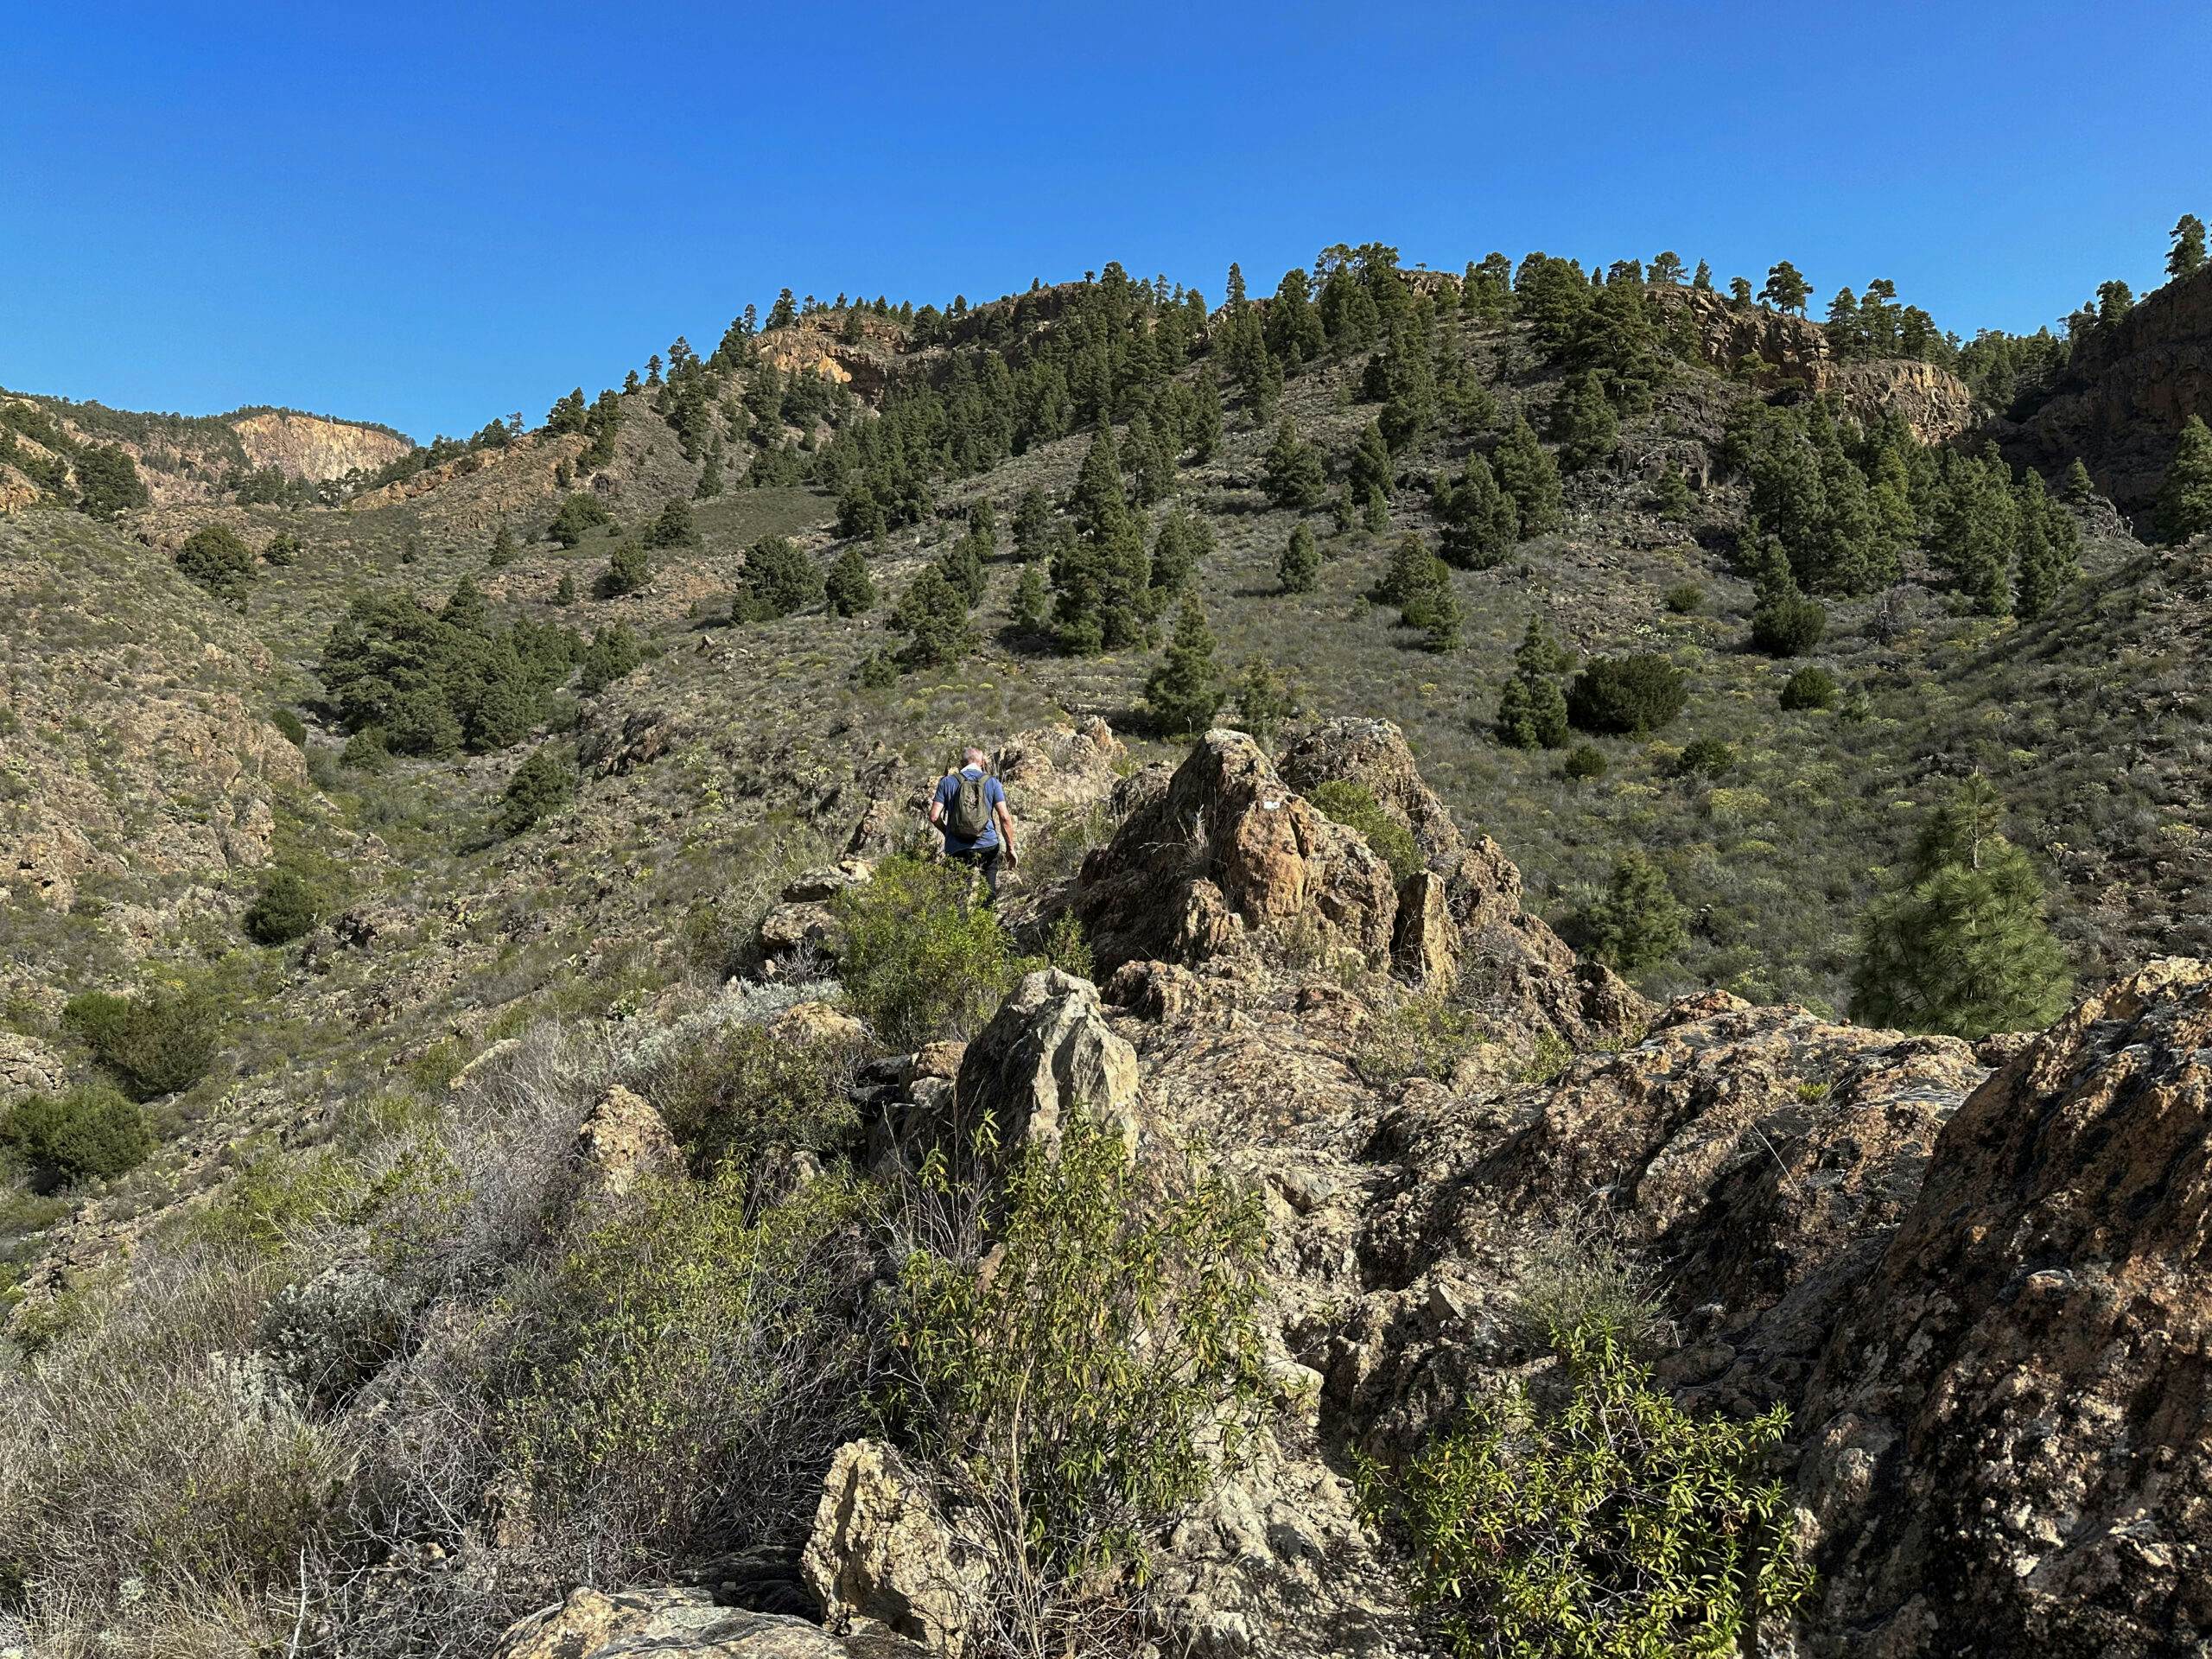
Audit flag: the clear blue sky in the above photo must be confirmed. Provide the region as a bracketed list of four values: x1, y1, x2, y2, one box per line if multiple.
[6, 1, 2204, 444]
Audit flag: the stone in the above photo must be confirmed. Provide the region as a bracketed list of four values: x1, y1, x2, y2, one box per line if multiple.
[0, 1032, 65, 1102]
[759, 900, 841, 960]
[765, 1000, 868, 1052]
[784, 860, 874, 903]
[571, 1084, 683, 1197]
[803, 1440, 985, 1657]
[945, 969, 1139, 1158]
[497, 1586, 925, 1658]
[1390, 870, 1457, 988]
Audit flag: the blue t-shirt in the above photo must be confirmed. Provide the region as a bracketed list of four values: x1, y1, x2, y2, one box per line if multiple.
[934, 766, 1006, 852]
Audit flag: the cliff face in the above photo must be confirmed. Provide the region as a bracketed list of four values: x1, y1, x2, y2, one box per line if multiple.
[229, 410, 414, 482]
[1996, 264, 2212, 513]
[1653, 285, 1980, 443]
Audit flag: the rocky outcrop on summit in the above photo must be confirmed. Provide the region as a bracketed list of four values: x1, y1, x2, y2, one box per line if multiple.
[1997, 264, 2212, 513]
[1795, 958, 2212, 1658]
[229, 409, 412, 481]
[1650, 285, 1978, 443]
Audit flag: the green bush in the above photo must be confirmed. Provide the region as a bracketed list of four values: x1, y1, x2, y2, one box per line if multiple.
[1750, 594, 1827, 657]
[834, 857, 1037, 1048]
[270, 707, 308, 747]
[243, 867, 334, 945]
[734, 535, 823, 620]
[549, 491, 613, 546]
[1355, 994, 1486, 1086]
[1662, 582, 1704, 614]
[1580, 852, 1688, 973]
[63, 988, 219, 1100]
[318, 592, 578, 755]
[1560, 743, 1609, 783]
[632, 1018, 864, 1184]
[600, 537, 652, 598]
[497, 743, 578, 836]
[1, 1085, 152, 1188]
[1567, 654, 1688, 735]
[1309, 780, 1421, 882]
[262, 530, 303, 566]
[1779, 665, 1840, 710]
[891, 1110, 1269, 1599]
[175, 524, 256, 600]
[1358, 1320, 1812, 1659]
[1671, 737, 1734, 779]
[339, 728, 389, 770]
[576, 623, 643, 694]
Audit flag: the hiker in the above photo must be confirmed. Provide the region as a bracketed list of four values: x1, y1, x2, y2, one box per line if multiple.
[928, 747, 1017, 903]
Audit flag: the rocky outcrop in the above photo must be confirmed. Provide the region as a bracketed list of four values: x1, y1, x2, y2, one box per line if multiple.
[570, 1084, 682, 1197]
[1996, 264, 2212, 513]
[497, 1586, 925, 1658]
[1649, 285, 1978, 443]
[803, 1440, 984, 1656]
[944, 969, 1140, 1157]
[229, 410, 413, 481]
[0, 1032, 67, 1102]
[1796, 958, 2212, 1657]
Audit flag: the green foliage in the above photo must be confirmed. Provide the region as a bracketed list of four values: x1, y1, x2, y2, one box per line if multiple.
[63, 988, 219, 1100]
[1551, 371, 1619, 472]
[890, 566, 979, 669]
[644, 497, 696, 549]
[1750, 593, 1828, 658]
[1433, 451, 1519, 569]
[1852, 778, 2071, 1037]
[1229, 656, 1298, 741]
[1278, 521, 1321, 593]
[1651, 465, 1694, 520]
[734, 535, 823, 620]
[1560, 743, 1608, 783]
[1580, 852, 1687, 971]
[824, 543, 876, 615]
[1145, 594, 1224, 735]
[1671, 738, 1733, 779]
[1262, 418, 1329, 511]
[487, 520, 519, 566]
[2169, 213, 2208, 282]
[890, 1109, 1268, 1586]
[834, 856, 1035, 1047]
[497, 742, 578, 837]
[1496, 617, 1573, 750]
[1355, 994, 1485, 1085]
[1779, 665, 1840, 711]
[271, 707, 308, 746]
[1359, 1319, 1811, 1659]
[600, 537, 652, 598]
[632, 1018, 863, 1183]
[1310, 780, 1421, 882]
[576, 622, 642, 695]
[317, 591, 577, 755]
[243, 866, 334, 945]
[1008, 562, 1051, 635]
[1567, 654, 1688, 735]
[552, 573, 577, 607]
[1930, 447, 2020, 613]
[1492, 416, 1564, 536]
[2158, 414, 2212, 544]
[1, 1084, 152, 1188]
[1662, 582, 1704, 614]
[549, 491, 613, 546]
[175, 524, 256, 600]
[74, 444, 149, 518]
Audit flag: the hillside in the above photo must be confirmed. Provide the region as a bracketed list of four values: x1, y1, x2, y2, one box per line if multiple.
[3, 245, 2210, 1659]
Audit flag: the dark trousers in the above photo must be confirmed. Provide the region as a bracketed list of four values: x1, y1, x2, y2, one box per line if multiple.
[950, 845, 1001, 904]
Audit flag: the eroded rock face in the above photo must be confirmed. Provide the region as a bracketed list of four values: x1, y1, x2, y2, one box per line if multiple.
[1074, 730, 1397, 976]
[571, 1084, 682, 1197]
[802, 1440, 984, 1657]
[497, 1586, 923, 1658]
[0, 1032, 66, 1102]
[943, 969, 1139, 1157]
[1796, 958, 2212, 1658]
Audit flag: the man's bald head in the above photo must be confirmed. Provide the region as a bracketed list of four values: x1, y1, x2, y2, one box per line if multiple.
[964, 747, 988, 768]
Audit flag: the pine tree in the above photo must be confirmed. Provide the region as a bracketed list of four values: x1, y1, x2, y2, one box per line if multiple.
[891, 566, 977, 668]
[1347, 420, 1393, 510]
[1553, 371, 1619, 472]
[1264, 268, 1326, 365]
[1144, 594, 1224, 735]
[1851, 778, 2071, 1037]
[645, 498, 696, 548]
[1581, 852, 1688, 972]
[1931, 450, 2018, 613]
[601, 537, 652, 598]
[2063, 457, 2096, 502]
[2157, 414, 2212, 543]
[1070, 429, 1132, 541]
[695, 437, 726, 499]
[1649, 251, 1686, 286]
[1758, 260, 1812, 315]
[552, 574, 577, 607]
[825, 544, 875, 615]
[1692, 259, 1713, 291]
[1014, 486, 1053, 559]
[1009, 563, 1052, 635]
[2168, 213, 2207, 283]
[2012, 471, 2077, 620]
[1434, 450, 1519, 569]
[938, 532, 988, 607]
[1495, 616, 1573, 749]
[1493, 416, 1564, 534]
[1150, 506, 1213, 595]
[1262, 420, 1329, 511]
[487, 521, 519, 568]
[1651, 465, 1694, 520]
[1125, 412, 1176, 507]
[1278, 523, 1320, 593]
[1416, 573, 1461, 652]
[440, 575, 491, 634]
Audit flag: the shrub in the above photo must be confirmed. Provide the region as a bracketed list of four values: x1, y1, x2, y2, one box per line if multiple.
[1358, 1320, 1812, 1659]
[549, 491, 613, 546]
[1750, 593, 1827, 657]
[340, 728, 389, 770]
[175, 524, 256, 599]
[1229, 657, 1298, 742]
[243, 866, 334, 945]
[261, 530, 303, 566]
[855, 649, 899, 690]
[1560, 743, 1609, 783]
[1505, 1226, 1669, 1359]
[495, 1170, 874, 1580]
[1580, 852, 1687, 972]
[1567, 654, 1688, 735]
[1671, 737, 1734, 779]
[497, 743, 577, 836]
[599, 537, 652, 598]
[1278, 523, 1320, 593]
[834, 857, 1036, 1048]
[1, 1084, 151, 1188]
[1354, 994, 1485, 1086]
[1779, 665, 1840, 710]
[734, 536, 823, 620]
[643, 498, 696, 548]
[890, 1110, 1269, 1614]
[271, 707, 308, 747]
[64, 988, 219, 1099]
[890, 566, 978, 669]
[824, 543, 875, 615]
[1662, 582, 1704, 614]
[1309, 780, 1421, 882]
[576, 623, 642, 694]
[627, 1016, 864, 1187]
[318, 592, 578, 756]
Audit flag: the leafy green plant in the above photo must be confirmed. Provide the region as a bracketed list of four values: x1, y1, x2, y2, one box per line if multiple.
[497, 743, 578, 837]
[63, 988, 219, 1100]
[1579, 853, 1688, 973]
[1358, 1320, 1813, 1659]
[890, 1110, 1269, 1604]
[1779, 665, 1840, 710]
[1560, 743, 1608, 783]
[1355, 993, 1486, 1086]
[834, 857, 1039, 1048]
[1309, 780, 1421, 882]
[1, 1084, 152, 1189]
[243, 866, 334, 945]
[631, 1018, 864, 1186]
[1567, 655, 1688, 735]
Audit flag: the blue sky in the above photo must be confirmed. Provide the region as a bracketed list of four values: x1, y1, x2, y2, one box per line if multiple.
[5, 1, 2204, 443]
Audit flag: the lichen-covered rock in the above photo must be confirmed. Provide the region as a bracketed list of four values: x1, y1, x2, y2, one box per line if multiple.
[1390, 870, 1457, 989]
[803, 1440, 985, 1656]
[571, 1084, 682, 1197]
[0, 1031, 65, 1102]
[497, 1586, 924, 1658]
[944, 969, 1138, 1156]
[1796, 958, 2212, 1657]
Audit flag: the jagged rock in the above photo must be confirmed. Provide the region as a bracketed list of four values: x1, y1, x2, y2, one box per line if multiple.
[783, 860, 874, 903]
[803, 1440, 985, 1657]
[0, 1032, 65, 1101]
[944, 969, 1139, 1156]
[571, 1084, 682, 1196]
[765, 1000, 868, 1052]
[1796, 958, 2212, 1657]
[578, 706, 677, 777]
[1075, 730, 1397, 976]
[1278, 716, 1467, 874]
[760, 901, 842, 961]
[1390, 870, 1457, 988]
[497, 1586, 924, 1658]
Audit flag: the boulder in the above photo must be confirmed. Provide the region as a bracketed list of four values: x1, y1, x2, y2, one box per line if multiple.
[1796, 958, 2212, 1656]
[783, 860, 874, 904]
[0, 1032, 65, 1102]
[944, 969, 1139, 1157]
[571, 1084, 683, 1197]
[759, 901, 842, 961]
[764, 1000, 869, 1052]
[803, 1440, 985, 1656]
[497, 1586, 924, 1658]
[1277, 716, 1465, 874]
[1390, 871, 1457, 988]
[1074, 731, 1397, 976]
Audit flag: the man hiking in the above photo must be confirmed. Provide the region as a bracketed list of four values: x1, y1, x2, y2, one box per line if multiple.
[928, 747, 1017, 903]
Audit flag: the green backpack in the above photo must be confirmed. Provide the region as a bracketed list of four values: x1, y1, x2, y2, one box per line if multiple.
[947, 770, 994, 839]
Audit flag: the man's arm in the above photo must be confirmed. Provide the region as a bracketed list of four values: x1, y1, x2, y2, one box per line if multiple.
[926, 777, 946, 828]
[994, 799, 1017, 862]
